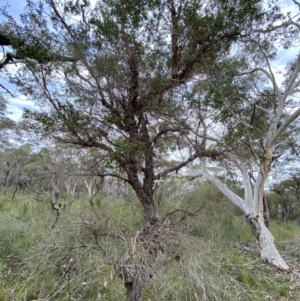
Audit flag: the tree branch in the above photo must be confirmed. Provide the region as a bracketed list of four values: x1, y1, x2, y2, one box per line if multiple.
[154, 152, 198, 180]
[270, 107, 300, 145]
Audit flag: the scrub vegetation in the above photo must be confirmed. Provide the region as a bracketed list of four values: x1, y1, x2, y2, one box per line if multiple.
[1, 180, 300, 301]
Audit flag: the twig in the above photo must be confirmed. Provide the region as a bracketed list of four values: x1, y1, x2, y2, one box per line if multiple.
[0, 83, 14, 97]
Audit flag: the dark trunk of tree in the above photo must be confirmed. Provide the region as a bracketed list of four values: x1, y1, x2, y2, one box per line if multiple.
[121, 175, 157, 301]
[126, 171, 157, 223]
[124, 157, 157, 223]
[263, 195, 270, 227]
[120, 224, 158, 301]
[125, 276, 143, 301]
[285, 203, 293, 223]
[115, 116, 158, 299]
[126, 285, 141, 301]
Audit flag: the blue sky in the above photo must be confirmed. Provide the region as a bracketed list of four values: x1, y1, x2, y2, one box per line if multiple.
[0, 0, 25, 18]
[0, 0, 100, 120]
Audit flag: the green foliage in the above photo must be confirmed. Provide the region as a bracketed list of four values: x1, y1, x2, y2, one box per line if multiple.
[1, 0, 270, 168]
[269, 173, 300, 221]
[1, 0, 300, 299]
[0, 97, 16, 147]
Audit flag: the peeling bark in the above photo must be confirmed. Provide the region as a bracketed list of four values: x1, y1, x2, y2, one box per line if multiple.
[245, 214, 261, 241]
[245, 214, 289, 270]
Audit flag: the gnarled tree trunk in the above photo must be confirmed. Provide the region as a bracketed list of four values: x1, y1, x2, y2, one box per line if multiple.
[118, 219, 159, 301]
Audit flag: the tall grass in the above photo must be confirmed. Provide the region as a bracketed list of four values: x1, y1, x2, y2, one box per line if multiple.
[0, 181, 300, 300]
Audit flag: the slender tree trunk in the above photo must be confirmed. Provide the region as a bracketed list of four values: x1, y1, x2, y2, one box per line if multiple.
[84, 179, 94, 197]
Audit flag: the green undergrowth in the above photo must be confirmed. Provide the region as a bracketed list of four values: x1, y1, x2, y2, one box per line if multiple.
[0, 181, 300, 300]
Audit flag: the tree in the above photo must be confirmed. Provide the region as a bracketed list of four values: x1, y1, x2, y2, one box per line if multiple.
[183, 3, 300, 270]
[0, 143, 36, 196]
[0, 26, 76, 69]
[272, 172, 300, 222]
[0, 96, 16, 146]
[1, 0, 283, 299]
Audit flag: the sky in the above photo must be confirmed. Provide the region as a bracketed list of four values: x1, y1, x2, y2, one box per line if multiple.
[0, 0, 37, 119]
[0, 0, 299, 121]
[0, 0, 100, 120]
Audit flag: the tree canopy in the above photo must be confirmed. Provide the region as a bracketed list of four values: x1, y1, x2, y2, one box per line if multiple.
[1, 0, 300, 299]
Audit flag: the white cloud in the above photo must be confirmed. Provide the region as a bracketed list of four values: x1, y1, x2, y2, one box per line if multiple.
[6, 105, 23, 121]
[6, 94, 36, 121]
[9, 94, 35, 108]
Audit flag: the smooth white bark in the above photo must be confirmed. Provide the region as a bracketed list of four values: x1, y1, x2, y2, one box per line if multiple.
[255, 218, 289, 270]
[190, 168, 252, 215]
[193, 168, 289, 270]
